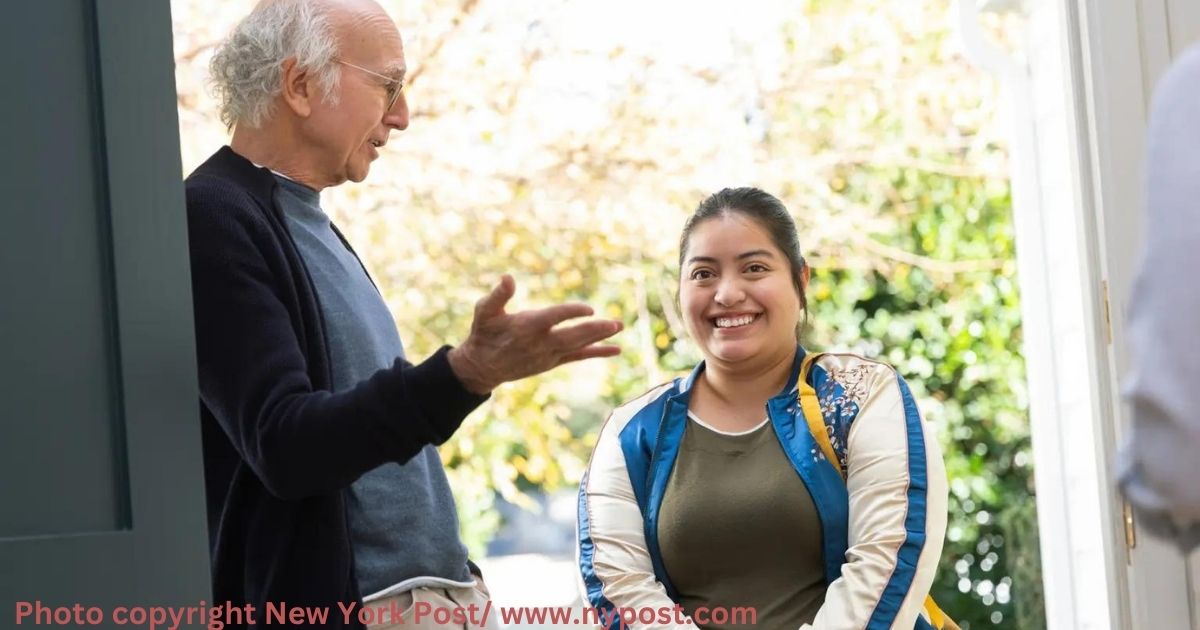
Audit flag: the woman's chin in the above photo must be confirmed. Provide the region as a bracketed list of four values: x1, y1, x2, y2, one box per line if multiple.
[704, 339, 761, 365]
[703, 334, 797, 369]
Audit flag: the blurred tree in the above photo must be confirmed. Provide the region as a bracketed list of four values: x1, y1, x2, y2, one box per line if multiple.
[172, 0, 1040, 626]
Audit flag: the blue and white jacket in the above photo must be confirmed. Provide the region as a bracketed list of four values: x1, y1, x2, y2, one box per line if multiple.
[576, 349, 948, 629]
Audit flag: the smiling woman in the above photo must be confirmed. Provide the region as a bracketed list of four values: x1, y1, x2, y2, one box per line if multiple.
[576, 187, 953, 630]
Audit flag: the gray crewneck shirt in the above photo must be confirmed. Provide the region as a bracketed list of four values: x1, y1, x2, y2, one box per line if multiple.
[273, 175, 473, 598]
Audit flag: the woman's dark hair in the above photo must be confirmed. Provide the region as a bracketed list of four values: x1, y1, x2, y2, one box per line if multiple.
[679, 187, 809, 339]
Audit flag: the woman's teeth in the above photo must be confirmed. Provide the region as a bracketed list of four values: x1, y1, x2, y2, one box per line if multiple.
[714, 314, 757, 328]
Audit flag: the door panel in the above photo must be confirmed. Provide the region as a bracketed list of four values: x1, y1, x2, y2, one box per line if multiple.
[1, 1, 131, 541]
[0, 0, 210, 621]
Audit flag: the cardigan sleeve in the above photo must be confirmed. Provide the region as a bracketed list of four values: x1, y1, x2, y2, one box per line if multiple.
[804, 365, 948, 630]
[187, 178, 487, 500]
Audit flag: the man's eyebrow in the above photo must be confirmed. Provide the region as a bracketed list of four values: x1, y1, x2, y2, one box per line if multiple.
[382, 62, 407, 81]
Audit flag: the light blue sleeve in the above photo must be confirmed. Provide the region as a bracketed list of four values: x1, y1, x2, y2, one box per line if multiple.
[1117, 44, 1200, 552]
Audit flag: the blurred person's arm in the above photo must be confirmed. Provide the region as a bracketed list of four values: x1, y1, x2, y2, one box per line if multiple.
[1117, 45, 1200, 552]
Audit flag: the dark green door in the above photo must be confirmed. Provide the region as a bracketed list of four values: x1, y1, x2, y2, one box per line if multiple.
[0, 1, 210, 626]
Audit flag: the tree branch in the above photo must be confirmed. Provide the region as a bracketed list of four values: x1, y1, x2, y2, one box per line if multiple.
[177, 41, 217, 65]
[820, 152, 1007, 179]
[844, 232, 1007, 275]
[405, 0, 482, 87]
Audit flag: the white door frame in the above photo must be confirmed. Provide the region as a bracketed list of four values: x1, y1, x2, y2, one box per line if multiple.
[964, 0, 1200, 624]
[988, 0, 1200, 627]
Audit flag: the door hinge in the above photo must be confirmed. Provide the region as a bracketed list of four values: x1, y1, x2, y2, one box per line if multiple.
[1101, 280, 1114, 345]
[1123, 500, 1137, 561]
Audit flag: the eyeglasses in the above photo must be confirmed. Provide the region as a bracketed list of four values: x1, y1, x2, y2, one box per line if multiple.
[336, 59, 404, 112]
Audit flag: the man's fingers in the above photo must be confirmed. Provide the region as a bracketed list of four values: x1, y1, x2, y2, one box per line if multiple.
[474, 274, 516, 319]
[525, 302, 598, 329]
[559, 344, 623, 365]
[549, 319, 623, 350]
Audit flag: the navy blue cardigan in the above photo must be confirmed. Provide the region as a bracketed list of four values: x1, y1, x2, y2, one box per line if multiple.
[186, 147, 487, 628]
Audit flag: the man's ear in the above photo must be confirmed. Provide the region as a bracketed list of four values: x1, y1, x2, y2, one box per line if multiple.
[280, 57, 313, 118]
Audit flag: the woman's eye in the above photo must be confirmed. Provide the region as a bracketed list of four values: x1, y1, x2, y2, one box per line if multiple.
[746, 263, 768, 273]
[691, 269, 714, 280]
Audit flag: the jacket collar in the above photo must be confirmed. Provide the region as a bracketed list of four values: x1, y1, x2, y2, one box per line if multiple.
[675, 344, 808, 401]
[191, 145, 280, 210]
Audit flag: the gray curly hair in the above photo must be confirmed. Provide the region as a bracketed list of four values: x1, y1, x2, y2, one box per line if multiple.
[209, 0, 342, 130]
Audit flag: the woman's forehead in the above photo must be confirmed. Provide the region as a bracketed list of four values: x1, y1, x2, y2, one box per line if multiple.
[685, 215, 778, 256]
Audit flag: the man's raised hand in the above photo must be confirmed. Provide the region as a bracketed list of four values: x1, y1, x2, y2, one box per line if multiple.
[447, 275, 623, 394]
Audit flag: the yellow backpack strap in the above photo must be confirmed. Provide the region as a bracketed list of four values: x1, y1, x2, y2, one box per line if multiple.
[924, 596, 961, 630]
[798, 352, 842, 478]
[925, 596, 945, 627]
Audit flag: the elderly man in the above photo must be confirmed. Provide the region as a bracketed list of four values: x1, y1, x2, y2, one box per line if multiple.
[186, 0, 621, 628]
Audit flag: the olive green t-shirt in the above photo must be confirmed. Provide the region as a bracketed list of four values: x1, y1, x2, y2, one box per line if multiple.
[657, 413, 827, 629]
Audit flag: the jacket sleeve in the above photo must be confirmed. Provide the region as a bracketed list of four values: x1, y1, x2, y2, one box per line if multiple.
[187, 182, 487, 500]
[1116, 44, 1200, 551]
[804, 370, 948, 630]
[577, 403, 697, 630]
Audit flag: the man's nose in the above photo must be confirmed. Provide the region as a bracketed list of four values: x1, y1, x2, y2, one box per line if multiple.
[384, 91, 409, 131]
